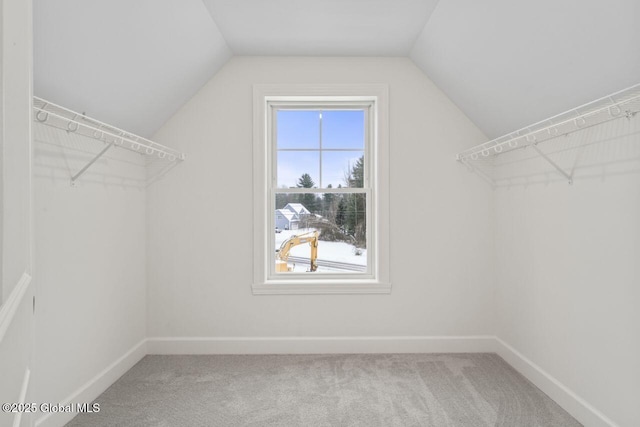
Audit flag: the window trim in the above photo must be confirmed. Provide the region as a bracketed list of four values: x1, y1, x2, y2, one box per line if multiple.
[253, 84, 390, 295]
[269, 102, 373, 280]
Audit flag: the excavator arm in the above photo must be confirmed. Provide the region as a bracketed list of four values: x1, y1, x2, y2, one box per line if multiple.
[276, 231, 318, 272]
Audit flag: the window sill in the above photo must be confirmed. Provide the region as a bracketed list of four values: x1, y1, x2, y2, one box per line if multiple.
[252, 281, 392, 295]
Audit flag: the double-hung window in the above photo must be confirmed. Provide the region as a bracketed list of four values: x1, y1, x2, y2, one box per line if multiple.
[253, 84, 390, 294]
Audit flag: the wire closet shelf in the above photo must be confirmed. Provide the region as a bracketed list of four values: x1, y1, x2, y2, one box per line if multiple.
[33, 96, 185, 183]
[456, 83, 640, 183]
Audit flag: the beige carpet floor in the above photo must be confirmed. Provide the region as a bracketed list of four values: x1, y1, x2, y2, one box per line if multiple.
[66, 353, 581, 426]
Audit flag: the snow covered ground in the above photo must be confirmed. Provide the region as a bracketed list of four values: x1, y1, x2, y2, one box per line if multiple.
[275, 228, 367, 273]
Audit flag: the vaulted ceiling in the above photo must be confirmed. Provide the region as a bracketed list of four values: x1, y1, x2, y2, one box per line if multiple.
[201, 0, 439, 56]
[34, 0, 640, 139]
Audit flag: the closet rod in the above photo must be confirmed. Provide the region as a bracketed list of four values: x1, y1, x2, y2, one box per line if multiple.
[33, 96, 185, 184]
[456, 83, 640, 162]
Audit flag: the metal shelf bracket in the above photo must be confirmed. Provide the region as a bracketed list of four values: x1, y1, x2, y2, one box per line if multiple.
[530, 144, 573, 185]
[70, 142, 114, 185]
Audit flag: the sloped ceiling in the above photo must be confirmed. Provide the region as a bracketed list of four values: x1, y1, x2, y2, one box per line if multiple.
[34, 0, 640, 140]
[410, 0, 640, 138]
[33, 0, 231, 137]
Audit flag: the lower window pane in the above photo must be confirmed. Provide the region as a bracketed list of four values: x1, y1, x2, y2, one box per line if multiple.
[274, 193, 367, 274]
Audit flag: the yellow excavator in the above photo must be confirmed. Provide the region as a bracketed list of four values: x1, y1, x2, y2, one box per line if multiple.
[275, 231, 318, 272]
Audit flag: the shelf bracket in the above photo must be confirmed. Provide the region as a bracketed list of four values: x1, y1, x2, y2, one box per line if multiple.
[531, 144, 573, 184]
[70, 142, 114, 185]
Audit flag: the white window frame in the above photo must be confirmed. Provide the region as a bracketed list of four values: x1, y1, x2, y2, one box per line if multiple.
[253, 84, 390, 295]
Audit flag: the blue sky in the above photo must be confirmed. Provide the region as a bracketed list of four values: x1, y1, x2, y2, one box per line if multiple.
[277, 110, 364, 188]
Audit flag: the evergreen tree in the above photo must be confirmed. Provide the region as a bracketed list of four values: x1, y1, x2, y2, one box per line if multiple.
[322, 184, 335, 220]
[296, 173, 317, 213]
[275, 193, 289, 210]
[297, 173, 315, 189]
[336, 197, 347, 228]
[345, 196, 356, 234]
[348, 156, 364, 188]
[345, 156, 366, 247]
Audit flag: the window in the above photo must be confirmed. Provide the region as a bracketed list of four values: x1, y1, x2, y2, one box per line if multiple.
[253, 84, 390, 294]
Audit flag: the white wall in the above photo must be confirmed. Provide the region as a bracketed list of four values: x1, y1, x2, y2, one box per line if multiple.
[32, 124, 147, 426]
[494, 117, 640, 426]
[0, 0, 34, 426]
[147, 57, 494, 341]
[2, 0, 32, 302]
[0, 0, 4, 306]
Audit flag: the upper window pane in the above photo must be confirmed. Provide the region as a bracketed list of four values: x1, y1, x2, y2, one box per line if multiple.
[277, 110, 320, 149]
[277, 151, 319, 188]
[321, 151, 364, 189]
[322, 110, 364, 149]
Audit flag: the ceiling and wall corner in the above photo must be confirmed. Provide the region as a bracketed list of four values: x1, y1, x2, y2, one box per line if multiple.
[200, 0, 439, 56]
[33, 0, 232, 138]
[409, 0, 640, 139]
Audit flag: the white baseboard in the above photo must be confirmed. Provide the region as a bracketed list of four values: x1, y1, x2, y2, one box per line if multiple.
[35, 339, 147, 427]
[146, 335, 497, 355]
[32, 335, 618, 427]
[494, 337, 619, 427]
